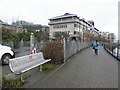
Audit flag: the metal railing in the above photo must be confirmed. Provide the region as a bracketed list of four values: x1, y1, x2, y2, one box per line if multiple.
[104, 43, 120, 60]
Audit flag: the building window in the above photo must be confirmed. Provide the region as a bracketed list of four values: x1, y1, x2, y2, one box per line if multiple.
[62, 17, 72, 21]
[74, 24, 77, 27]
[53, 24, 67, 29]
[74, 23, 79, 27]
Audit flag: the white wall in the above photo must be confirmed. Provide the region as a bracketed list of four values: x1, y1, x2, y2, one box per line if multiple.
[0, 25, 2, 44]
[67, 23, 74, 34]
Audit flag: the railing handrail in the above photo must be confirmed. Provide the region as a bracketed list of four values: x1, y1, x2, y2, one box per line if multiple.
[104, 43, 120, 60]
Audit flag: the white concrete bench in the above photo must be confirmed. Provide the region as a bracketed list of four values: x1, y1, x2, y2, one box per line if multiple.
[9, 52, 51, 81]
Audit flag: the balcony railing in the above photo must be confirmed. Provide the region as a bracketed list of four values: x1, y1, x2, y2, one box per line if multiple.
[48, 19, 80, 25]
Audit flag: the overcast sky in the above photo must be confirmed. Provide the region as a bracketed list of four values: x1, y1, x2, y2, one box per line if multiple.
[0, 0, 119, 40]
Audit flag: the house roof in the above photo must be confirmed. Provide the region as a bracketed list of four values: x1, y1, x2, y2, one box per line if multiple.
[49, 13, 78, 20]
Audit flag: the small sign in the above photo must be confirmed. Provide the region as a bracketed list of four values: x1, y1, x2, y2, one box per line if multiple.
[29, 46, 37, 58]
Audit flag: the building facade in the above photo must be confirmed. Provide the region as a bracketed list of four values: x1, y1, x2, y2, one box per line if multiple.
[48, 13, 81, 39]
[108, 33, 116, 43]
[48, 13, 98, 41]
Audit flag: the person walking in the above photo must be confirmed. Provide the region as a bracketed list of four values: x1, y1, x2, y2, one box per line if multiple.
[93, 40, 99, 55]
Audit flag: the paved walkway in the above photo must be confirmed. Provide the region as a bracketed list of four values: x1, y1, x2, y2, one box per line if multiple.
[23, 46, 118, 88]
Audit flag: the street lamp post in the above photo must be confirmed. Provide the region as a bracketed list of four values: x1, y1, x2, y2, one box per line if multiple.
[30, 33, 34, 50]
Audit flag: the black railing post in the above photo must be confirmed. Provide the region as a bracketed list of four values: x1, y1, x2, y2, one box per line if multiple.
[109, 44, 110, 51]
[112, 45, 113, 55]
[117, 44, 119, 59]
[117, 40, 119, 59]
[117, 46, 118, 59]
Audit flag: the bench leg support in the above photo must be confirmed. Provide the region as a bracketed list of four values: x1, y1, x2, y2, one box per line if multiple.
[39, 65, 42, 71]
[20, 74, 23, 82]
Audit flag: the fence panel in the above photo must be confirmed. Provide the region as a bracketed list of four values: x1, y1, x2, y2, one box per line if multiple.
[64, 37, 90, 62]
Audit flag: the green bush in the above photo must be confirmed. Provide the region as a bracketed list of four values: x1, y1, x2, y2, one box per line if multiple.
[11, 34, 20, 49]
[43, 41, 64, 64]
[18, 32, 31, 41]
[2, 30, 20, 49]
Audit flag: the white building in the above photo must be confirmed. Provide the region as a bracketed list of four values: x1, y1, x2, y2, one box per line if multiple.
[49, 13, 82, 38]
[48, 13, 98, 41]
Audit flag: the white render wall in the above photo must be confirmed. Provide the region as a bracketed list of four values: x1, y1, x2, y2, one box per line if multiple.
[118, 15, 120, 41]
[67, 23, 74, 34]
[49, 23, 80, 38]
